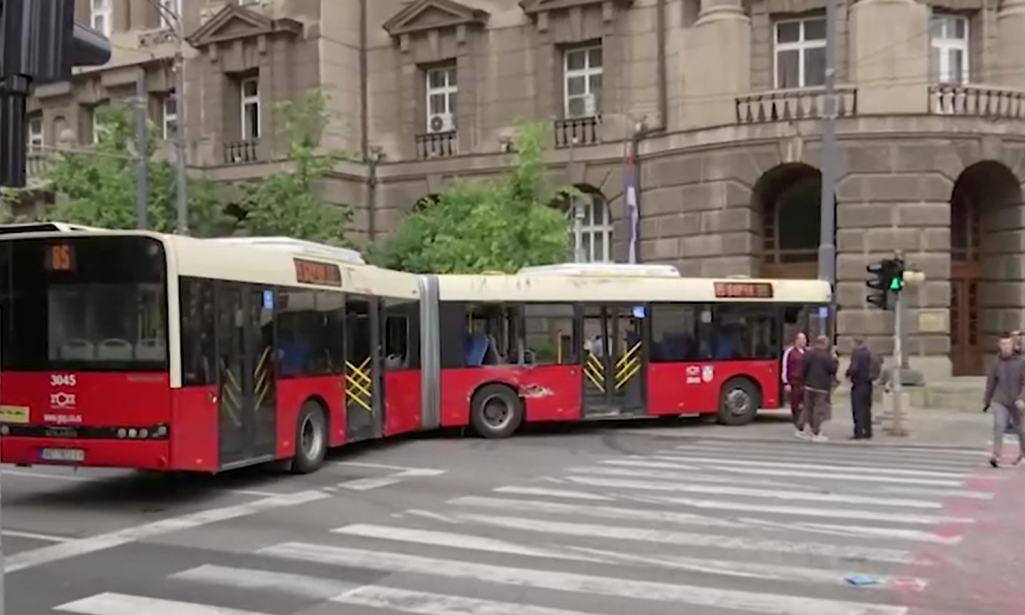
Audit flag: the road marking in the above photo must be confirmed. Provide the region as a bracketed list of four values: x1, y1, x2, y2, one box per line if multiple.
[448, 495, 745, 529]
[332, 524, 605, 562]
[55, 592, 270, 615]
[646, 455, 973, 479]
[338, 477, 402, 491]
[5, 489, 329, 573]
[601, 459, 966, 486]
[449, 513, 920, 564]
[492, 485, 615, 501]
[682, 441, 985, 462]
[875, 485, 995, 500]
[561, 472, 945, 508]
[1, 529, 69, 543]
[259, 543, 909, 615]
[171, 564, 360, 600]
[1, 469, 92, 482]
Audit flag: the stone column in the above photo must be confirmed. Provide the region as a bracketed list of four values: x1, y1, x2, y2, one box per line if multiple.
[997, 0, 1025, 90]
[679, 0, 750, 128]
[848, 0, 929, 115]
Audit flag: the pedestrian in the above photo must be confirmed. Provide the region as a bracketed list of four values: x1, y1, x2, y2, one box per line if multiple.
[781, 332, 807, 426]
[845, 336, 880, 440]
[795, 335, 837, 442]
[982, 334, 1025, 467]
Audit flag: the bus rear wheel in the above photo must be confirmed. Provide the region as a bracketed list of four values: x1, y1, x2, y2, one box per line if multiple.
[717, 378, 760, 426]
[470, 384, 523, 439]
[291, 401, 328, 474]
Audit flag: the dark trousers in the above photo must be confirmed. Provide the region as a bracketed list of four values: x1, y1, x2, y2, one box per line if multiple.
[788, 386, 804, 425]
[851, 382, 873, 438]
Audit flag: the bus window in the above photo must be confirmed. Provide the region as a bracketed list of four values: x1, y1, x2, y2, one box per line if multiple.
[180, 277, 216, 386]
[704, 304, 782, 360]
[650, 304, 698, 362]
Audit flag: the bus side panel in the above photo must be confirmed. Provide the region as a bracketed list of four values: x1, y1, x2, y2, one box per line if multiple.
[647, 360, 780, 414]
[439, 366, 582, 426]
[169, 386, 219, 472]
[384, 369, 421, 436]
[276, 376, 344, 453]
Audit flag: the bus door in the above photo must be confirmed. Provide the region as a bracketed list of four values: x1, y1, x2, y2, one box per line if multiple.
[215, 284, 277, 469]
[344, 295, 384, 442]
[580, 305, 647, 417]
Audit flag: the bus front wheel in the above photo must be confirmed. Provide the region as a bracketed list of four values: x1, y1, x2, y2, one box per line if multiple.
[717, 378, 760, 426]
[291, 401, 328, 474]
[470, 384, 524, 439]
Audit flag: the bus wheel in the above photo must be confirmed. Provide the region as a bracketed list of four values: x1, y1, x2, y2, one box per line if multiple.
[470, 384, 523, 439]
[717, 378, 760, 426]
[291, 401, 328, 474]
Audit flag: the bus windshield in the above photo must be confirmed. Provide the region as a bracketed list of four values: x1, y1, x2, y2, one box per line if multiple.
[0, 235, 169, 371]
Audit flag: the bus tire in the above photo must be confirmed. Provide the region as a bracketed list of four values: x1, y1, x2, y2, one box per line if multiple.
[717, 377, 760, 426]
[470, 384, 523, 439]
[291, 400, 328, 474]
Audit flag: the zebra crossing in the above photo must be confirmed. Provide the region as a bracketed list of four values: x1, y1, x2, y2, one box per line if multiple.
[53, 440, 1001, 615]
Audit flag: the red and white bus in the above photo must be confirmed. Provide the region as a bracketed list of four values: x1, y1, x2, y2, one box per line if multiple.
[434, 263, 832, 437]
[0, 230, 431, 473]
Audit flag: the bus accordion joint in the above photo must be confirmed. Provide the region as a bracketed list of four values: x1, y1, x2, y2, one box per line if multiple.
[345, 357, 373, 412]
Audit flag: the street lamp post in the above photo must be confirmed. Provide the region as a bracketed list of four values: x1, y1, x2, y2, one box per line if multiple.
[149, 0, 189, 234]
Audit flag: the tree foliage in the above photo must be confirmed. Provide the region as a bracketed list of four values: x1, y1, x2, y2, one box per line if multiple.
[233, 88, 352, 244]
[374, 123, 573, 273]
[40, 105, 229, 234]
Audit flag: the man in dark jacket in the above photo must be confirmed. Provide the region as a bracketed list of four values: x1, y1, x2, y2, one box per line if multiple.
[983, 334, 1025, 467]
[846, 336, 876, 440]
[796, 335, 837, 442]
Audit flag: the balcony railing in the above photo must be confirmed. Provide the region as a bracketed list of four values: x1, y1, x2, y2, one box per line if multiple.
[554, 116, 600, 148]
[223, 139, 259, 165]
[736, 86, 858, 124]
[415, 131, 457, 159]
[929, 84, 1025, 119]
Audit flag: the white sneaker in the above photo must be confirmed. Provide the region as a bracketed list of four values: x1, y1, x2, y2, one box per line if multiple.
[794, 429, 812, 440]
[811, 434, 829, 443]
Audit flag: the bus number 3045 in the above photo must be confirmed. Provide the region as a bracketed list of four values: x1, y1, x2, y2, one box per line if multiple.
[50, 374, 77, 387]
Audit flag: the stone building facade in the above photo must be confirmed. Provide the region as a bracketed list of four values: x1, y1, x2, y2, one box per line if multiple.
[23, 0, 1025, 380]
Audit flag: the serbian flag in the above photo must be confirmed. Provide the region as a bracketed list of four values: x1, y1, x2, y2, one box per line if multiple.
[624, 150, 639, 264]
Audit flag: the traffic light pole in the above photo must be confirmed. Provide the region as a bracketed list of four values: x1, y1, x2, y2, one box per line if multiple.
[889, 286, 908, 437]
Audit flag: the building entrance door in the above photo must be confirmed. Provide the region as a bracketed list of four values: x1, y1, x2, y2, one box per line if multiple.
[950, 263, 983, 376]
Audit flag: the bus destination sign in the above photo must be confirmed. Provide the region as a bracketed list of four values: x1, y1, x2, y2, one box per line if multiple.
[293, 258, 342, 287]
[44, 243, 75, 272]
[714, 281, 773, 299]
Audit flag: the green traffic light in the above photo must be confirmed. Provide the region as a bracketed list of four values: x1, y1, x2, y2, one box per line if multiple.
[889, 277, 903, 291]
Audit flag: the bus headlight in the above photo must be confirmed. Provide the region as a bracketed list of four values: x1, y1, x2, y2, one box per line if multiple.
[117, 428, 127, 438]
[127, 428, 138, 438]
[0, 425, 9, 435]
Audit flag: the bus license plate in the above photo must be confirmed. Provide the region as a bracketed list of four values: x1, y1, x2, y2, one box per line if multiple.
[40, 448, 85, 462]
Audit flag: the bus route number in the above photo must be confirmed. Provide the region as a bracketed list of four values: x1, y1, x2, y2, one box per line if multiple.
[50, 374, 77, 387]
[293, 258, 342, 287]
[45, 243, 74, 272]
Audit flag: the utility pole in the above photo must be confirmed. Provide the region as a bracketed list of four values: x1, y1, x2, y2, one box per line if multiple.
[816, 0, 839, 339]
[170, 6, 188, 234]
[134, 70, 149, 229]
[569, 134, 584, 263]
[890, 274, 907, 436]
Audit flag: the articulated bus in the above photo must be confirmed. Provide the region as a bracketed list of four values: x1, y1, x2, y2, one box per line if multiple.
[434, 263, 832, 437]
[0, 229, 830, 474]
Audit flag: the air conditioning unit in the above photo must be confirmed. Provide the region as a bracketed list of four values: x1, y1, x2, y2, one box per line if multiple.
[428, 113, 455, 133]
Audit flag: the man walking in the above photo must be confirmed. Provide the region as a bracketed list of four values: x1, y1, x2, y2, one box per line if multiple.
[982, 334, 1025, 467]
[845, 336, 878, 440]
[796, 335, 837, 442]
[782, 332, 807, 426]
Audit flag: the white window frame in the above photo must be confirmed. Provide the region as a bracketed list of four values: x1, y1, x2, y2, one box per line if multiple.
[27, 116, 44, 153]
[92, 106, 109, 144]
[240, 77, 260, 140]
[159, 0, 181, 30]
[425, 66, 457, 129]
[563, 46, 603, 118]
[162, 91, 178, 140]
[91, 0, 112, 37]
[931, 14, 970, 84]
[569, 192, 612, 263]
[773, 18, 827, 89]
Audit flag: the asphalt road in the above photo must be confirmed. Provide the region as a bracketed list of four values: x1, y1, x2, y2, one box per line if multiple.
[2, 422, 1022, 615]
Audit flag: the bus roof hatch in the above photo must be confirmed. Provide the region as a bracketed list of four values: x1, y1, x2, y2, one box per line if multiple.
[517, 263, 680, 278]
[210, 237, 366, 265]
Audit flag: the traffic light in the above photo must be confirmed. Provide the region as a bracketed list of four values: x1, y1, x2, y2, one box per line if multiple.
[1, 0, 111, 187]
[866, 258, 904, 310]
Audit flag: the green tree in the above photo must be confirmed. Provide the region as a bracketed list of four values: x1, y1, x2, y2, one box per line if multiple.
[233, 89, 352, 243]
[374, 122, 572, 273]
[41, 105, 229, 234]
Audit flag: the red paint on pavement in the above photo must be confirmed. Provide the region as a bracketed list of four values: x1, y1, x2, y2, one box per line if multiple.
[896, 464, 1025, 615]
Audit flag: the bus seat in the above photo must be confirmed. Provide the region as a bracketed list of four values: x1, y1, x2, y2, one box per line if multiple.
[60, 339, 95, 360]
[97, 339, 133, 360]
[135, 338, 166, 361]
[465, 334, 488, 367]
[483, 334, 504, 365]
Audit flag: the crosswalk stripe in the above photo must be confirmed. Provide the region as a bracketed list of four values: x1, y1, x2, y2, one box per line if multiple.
[646, 454, 974, 478]
[258, 543, 909, 615]
[170, 564, 356, 600]
[447, 495, 746, 529]
[492, 485, 615, 500]
[679, 442, 985, 464]
[601, 459, 967, 486]
[333, 584, 604, 615]
[873, 485, 995, 499]
[560, 472, 946, 508]
[55, 592, 269, 615]
[690, 440, 984, 457]
[740, 517, 961, 544]
[448, 513, 921, 564]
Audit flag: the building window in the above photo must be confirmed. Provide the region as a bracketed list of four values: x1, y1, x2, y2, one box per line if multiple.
[774, 18, 826, 88]
[240, 77, 260, 140]
[91, 106, 109, 144]
[159, 0, 181, 29]
[91, 0, 111, 36]
[425, 66, 457, 133]
[27, 116, 44, 153]
[931, 14, 969, 84]
[163, 92, 177, 139]
[569, 191, 612, 263]
[563, 46, 602, 118]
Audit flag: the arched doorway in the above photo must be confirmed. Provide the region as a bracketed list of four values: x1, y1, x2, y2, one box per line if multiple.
[949, 161, 1023, 376]
[753, 163, 828, 279]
